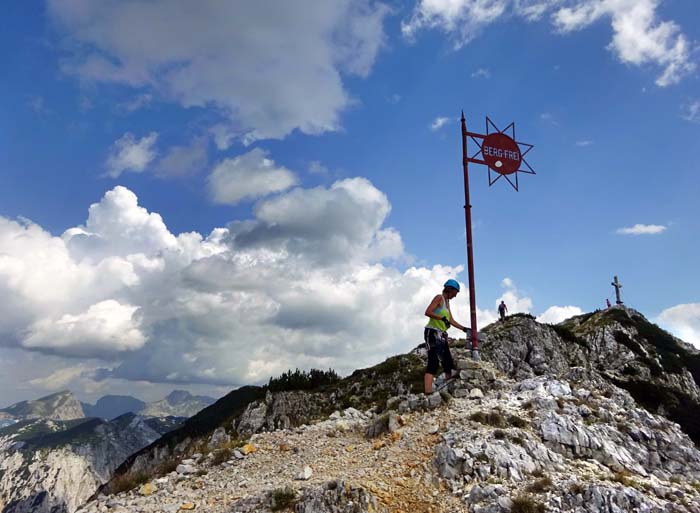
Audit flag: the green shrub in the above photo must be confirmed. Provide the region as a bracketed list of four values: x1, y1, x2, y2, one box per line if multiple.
[622, 364, 639, 376]
[613, 331, 646, 357]
[551, 324, 588, 348]
[510, 313, 536, 320]
[271, 487, 297, 511]
[211, 447, 231, 465]
[493, 429, 506, 439]
[268, 368, 340, 392]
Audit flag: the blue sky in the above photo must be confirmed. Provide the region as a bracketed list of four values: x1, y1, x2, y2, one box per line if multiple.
[0, 0, 698, 406]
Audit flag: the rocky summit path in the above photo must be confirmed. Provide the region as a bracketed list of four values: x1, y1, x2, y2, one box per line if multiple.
[81, 352, 700, 513]
[83, 403, 464, 513]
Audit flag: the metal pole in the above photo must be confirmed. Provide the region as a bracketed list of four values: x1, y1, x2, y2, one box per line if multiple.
[461, 112, 479, 360]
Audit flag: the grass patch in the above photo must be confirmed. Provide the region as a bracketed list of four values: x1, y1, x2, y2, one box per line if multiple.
[271, 487, 297, 511]
[110, 471, 150, 495]
[601, 309, 635, 328]
[508, 414, 529, 429]
[526, 476, 553, 494]
[470, 410, 505, 427]
[610, 378, 700, 446]
[569, 482, 585, 495]
[156, 458, 179, 475]
[551, 324, 589, 348]
[511, 495, 545, 513]
[611, 471, 634, 487]
[510, 434, 526, 447]
[493, 429, 506, 440]
[634, 318, 699, 378]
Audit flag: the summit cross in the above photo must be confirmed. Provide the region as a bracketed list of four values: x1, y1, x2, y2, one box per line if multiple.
[611, 276, 623, 305]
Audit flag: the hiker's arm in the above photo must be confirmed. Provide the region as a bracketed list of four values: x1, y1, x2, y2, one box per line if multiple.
[446, 305, 468, 332]
[424, 295, 444, 320]
[446, 315, 467, 332]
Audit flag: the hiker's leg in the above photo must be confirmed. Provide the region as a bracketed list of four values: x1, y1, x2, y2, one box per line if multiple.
[441, 342, 455, 381]
[424, 329, 439, 393]
[424, 373, 434, 394]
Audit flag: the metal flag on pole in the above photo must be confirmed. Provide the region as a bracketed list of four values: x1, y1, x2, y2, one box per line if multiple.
[460, 112, 536, 360]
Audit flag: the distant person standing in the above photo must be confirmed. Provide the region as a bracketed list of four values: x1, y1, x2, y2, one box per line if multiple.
[606, 298, 612, 309]
[498, 300, 508, 321]
[423, 279, 468, 394]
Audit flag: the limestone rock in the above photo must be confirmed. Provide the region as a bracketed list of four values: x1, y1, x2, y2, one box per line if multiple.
[208, 427, 230, 450]
[138, 482, 156, 495]
[296, 465, 313, 480]
[469, 388, 484, 399]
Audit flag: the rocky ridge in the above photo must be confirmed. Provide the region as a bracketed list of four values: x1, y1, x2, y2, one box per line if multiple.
[139, 391, 216, 418]
[0, 391, 84, 421]
[482, 307, 700, 443]
[82, 347, 700, 513]
[33, 306, 700, 512]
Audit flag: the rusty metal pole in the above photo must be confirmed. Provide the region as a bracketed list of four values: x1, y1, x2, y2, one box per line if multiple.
[461, 112, 479, 360]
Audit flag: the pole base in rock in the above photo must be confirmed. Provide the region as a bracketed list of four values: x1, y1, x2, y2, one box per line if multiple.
[471, 350, 480, 361]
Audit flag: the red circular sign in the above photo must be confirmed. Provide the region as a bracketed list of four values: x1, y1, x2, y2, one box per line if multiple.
[482, 133, 521, 175]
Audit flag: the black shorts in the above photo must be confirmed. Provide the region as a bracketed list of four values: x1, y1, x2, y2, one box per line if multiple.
[424, 328, 454, 376]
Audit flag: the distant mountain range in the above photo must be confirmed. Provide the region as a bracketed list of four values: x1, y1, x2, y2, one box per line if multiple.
[0, 389, 216, 424]
[0, 413, 181, 513]
[80, 395, 146, 420]
[0, 388, 215, 513]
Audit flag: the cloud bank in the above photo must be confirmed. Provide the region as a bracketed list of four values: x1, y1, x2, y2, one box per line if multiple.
[0, 179, 464, 387]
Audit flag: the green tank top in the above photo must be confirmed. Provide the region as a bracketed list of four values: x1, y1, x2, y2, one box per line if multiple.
[426, 295, 450, 332]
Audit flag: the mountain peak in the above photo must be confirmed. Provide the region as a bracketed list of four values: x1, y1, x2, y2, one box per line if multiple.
[166, 390, 193, 403]
[1, 390, 84, 421]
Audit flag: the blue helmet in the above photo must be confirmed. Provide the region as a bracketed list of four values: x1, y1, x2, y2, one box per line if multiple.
[444, 279, 460, 291]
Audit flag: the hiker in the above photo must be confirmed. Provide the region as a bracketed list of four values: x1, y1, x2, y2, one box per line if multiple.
[423, 279, 469, 394]
[498, 300, 508, 321]
[606, 298, 612, 309]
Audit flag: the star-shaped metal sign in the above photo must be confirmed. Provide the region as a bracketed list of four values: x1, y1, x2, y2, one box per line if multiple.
[465, 116, 536, 191]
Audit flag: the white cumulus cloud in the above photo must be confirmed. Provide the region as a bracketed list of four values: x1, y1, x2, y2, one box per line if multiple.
[402, 0, 693, 86]
[104, 132, 158, 178]
[23, 300, 145, 357]
[430, 116, 452, 131]
[537, 305, 584, 324]
[208, 148, 298, 205]
[657, 303, 700, 348]
[48, 0, 389, 142]
[682, 100, 700, 124]
[0, 179, 465, 389]
[616, 223, 667, 235]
